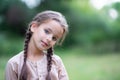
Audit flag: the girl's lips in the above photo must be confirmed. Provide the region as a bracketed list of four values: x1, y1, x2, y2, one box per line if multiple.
[41, 40, 48, 46]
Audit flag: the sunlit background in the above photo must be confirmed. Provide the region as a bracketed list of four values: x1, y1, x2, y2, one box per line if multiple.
[0, 0, 120, 80]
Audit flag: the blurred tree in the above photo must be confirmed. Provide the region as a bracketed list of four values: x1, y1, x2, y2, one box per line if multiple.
[0, 0, 30, 36]
[1, 0, 120, 53]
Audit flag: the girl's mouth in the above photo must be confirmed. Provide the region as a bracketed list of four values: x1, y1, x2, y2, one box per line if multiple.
[41, 40, 49, 47]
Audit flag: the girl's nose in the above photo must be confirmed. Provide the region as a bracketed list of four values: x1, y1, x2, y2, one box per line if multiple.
[46, 35, 52, 42]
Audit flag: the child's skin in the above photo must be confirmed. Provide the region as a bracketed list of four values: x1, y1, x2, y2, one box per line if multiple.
[28, 20, 63, 62]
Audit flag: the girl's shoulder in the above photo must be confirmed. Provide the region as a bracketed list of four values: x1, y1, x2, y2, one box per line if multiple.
[44, 51, 62, 64]
[52, 54, 63, 66]
[7, 51, 24, 64]
[52, 54, 62, 61]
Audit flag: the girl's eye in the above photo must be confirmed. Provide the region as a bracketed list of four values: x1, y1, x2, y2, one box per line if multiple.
[52, 36, 57, 41]
[44, 29, 50, 34]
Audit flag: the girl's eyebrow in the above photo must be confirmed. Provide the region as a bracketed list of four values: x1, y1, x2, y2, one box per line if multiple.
[47, 28, 52, 32]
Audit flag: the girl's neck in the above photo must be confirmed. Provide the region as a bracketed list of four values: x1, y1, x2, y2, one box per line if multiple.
[27, 39, 44, 61]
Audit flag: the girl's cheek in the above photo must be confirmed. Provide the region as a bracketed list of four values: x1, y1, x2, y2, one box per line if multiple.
[52, 42, 56, 46]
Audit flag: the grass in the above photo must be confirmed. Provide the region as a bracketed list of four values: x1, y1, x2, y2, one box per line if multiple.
[61, 53, 120, 80]
[0, 57, 10, 80]
[1, 50, 120, 80]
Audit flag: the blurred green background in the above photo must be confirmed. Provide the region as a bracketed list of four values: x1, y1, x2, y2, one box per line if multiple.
[0, 0, 120, 80]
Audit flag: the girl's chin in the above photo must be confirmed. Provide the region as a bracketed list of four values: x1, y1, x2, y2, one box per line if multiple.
[38, 46, 50, 50]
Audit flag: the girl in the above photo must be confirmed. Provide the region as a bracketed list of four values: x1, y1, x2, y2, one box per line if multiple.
[5, 10, 69, 80]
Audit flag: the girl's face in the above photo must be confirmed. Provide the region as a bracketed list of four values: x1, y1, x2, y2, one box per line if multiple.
[30, 20, 64, 50]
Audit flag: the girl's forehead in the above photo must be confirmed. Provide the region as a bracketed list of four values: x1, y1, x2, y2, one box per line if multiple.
[42, 20, 63, 29]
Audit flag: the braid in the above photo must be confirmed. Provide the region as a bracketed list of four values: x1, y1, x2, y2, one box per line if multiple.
[20, 28, 32, 80]
[46, 47, 53, 80]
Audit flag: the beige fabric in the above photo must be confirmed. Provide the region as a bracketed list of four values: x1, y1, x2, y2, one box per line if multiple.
[5, 51, 69, 80]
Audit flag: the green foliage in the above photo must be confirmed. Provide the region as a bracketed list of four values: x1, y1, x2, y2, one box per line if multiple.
[0, 33, 23, 56]
[1, 0, 120, 53]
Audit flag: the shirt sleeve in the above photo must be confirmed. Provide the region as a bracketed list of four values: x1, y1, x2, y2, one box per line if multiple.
[5, 61, 18, 80]
[57, 57, 69, 80]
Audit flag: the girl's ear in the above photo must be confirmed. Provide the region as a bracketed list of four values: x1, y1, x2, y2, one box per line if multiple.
[30, 22, 38, 32]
